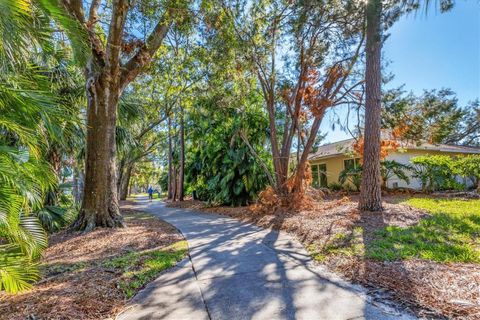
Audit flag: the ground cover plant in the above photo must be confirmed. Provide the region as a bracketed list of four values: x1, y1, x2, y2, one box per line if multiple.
[368, 198, 480, 263]
[0, 209, 187, 319]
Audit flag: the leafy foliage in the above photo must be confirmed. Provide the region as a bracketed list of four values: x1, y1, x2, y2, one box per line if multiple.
[186, 96, 271, 206]
[339, 165, 363, 191]
[339, 160, 411, 191]
[383, 88, 480, 146]
[411, 155, 461, 192]
[380, 160, 411, 187]
[0, 0, 81, 293]
[455, 155, 480, 190]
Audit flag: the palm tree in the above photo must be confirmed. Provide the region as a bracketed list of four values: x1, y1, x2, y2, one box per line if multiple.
[0, 0, 80, 293]
[380, 160, 412, 189]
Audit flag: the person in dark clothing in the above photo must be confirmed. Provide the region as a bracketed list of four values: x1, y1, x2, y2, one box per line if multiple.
[147, 186, 154, 201]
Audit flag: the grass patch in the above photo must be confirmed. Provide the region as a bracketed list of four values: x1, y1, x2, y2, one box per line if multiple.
[310, 227, 366, 262]
[41, 262, 87, 277]
[367, 198, 480, 263]
[104, 240, 188, 298]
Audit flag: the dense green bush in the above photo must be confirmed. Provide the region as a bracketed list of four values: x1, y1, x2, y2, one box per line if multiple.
[410, 155, 474, 192]
[455, 155, 480, 190]
[186, 96, 271, 206]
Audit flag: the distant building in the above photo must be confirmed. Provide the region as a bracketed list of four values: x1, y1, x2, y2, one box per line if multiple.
[308, 138, 480, 190]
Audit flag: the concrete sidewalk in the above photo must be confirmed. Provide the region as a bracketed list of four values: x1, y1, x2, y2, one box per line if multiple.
[117, 198, 414, 320]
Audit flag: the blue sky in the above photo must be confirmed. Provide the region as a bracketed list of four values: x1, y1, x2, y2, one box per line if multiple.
[321, 0, 480, 143]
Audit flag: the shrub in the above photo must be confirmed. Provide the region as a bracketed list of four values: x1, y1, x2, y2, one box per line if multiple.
[338, 166, 362, 191]
[328, 182, 343, 191]
[339, 160, 411, 191]
[380, 160, 412, 188]
[455, 155, 480, 191]
[410, 155, 460, 192]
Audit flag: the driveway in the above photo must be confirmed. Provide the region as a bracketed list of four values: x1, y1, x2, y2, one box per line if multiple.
[117, 198, 414, 320]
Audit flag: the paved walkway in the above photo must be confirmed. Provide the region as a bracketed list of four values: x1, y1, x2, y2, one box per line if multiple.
[117, 198, 414, 320]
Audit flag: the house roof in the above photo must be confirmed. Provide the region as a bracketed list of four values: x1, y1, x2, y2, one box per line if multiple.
[308, 138, 480, 161]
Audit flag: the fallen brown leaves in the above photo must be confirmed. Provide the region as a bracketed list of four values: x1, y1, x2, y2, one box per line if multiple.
[168, 195, 480, 319]
[0, 208, 184, 320]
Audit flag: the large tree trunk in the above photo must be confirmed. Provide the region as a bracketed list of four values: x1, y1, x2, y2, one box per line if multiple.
[120, 164, 133, 200]
[359, 0, 383, 212]
[73, 75, 124, 231]
[178, 105, 185, 201]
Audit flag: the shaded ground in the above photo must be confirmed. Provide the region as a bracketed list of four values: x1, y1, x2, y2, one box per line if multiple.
[119, 198, 412, 320]
[0, 209, 187, 320]
[167, 195, 480, 319]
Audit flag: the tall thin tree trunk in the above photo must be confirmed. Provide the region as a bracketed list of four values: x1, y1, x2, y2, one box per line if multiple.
[179, 105, 185, 201]
[167, 116, 174, 200]
[172, 168, 178, 201]
[44, 145, 62, 206]
[120, 164, 133, 200]
[117, 158, 125, 196]
[73, 167, 79, 204]
[73, 75, 124, 231]
[359, 0, 383, 212]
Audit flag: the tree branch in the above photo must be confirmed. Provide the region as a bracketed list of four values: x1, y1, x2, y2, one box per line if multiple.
[239, 130, 276, 187]
[106, 0, 129, 74]
[121, 14, 172, 88]
[88, 0, 101, 26]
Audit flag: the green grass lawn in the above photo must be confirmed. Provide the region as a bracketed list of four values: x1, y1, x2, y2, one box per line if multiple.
[368, 198, 480, 263]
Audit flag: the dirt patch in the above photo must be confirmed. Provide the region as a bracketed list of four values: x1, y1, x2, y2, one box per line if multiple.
[167, 196, 479, 319]
[0, 209, 185, 320]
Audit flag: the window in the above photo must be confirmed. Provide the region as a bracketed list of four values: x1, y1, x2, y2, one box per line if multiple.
[343, 158, 360, 170]
[311, 163, 327, 188]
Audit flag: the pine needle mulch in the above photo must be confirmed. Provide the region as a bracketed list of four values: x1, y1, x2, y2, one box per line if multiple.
[0, 208, 186, 320]
[167, 197, 480, 319]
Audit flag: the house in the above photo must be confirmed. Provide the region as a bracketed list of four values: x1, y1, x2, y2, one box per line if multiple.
[308, 138, 480, 190]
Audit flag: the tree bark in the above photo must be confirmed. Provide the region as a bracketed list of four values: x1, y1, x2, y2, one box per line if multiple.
[359, 0, 383, 212]
[73, 167, 79, 204]
[167, 116, 174, 200]
[172, 168, 178, 201]
[120, 164, 133, 200]
[117, 158, 125, 196]
[73, 73, 125, 231]
[178, 105, 185, 201]
[294, 117, 322, 188]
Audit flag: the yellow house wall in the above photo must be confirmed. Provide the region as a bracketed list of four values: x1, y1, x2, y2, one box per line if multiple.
[309, 155, 359, 186]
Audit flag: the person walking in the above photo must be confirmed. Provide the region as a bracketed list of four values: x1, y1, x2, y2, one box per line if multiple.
[147, 186, 154, 201]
